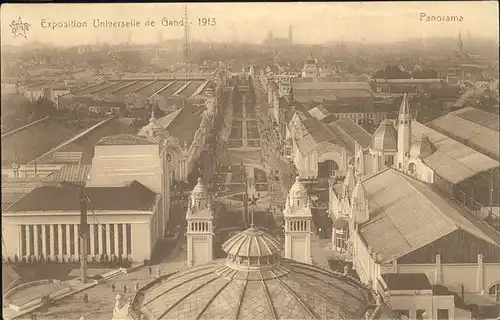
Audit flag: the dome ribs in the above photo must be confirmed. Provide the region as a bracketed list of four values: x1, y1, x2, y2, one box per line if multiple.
[259, 271, 279, 320]
[156, 275, 220, 320]
[144, 270, 214, 307]
[270, 270, 320, 320]
[290, 267, 367, 306]
[234, 272, 250, 320]
[194, 279, 232, 320]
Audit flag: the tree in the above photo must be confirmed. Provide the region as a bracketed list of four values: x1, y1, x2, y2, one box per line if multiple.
[411, 68, 438, 79]
[374, 65, 411, 79]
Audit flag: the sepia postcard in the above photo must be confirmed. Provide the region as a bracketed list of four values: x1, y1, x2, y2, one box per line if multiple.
[1, 2, 499, 320]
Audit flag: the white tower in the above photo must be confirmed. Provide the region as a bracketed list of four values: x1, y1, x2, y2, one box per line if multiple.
[283, 176, 312, 264]
[185, 178, 214, 267]
[397, 93, 412, 171]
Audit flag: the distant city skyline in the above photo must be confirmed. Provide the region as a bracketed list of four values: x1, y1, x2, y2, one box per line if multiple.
[1, 2, 498, 47]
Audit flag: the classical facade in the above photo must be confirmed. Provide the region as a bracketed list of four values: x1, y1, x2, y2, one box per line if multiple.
[283, 177, 312, 264]
[185, 178, 214, 268]
[288, 113, 350, 179]
[2, 181, 162, 263]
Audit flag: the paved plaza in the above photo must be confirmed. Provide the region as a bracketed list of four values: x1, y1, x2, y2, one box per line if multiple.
[24, 245, 188, 320]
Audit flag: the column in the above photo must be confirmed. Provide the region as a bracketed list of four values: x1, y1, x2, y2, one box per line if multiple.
[58, 225, 63, 259]
[74, 224, 79, 258]
[98, 224, 103, 256]
[41, 225, 47, 256]
[114, 224, 119, 257]
[65, 224, 71, 258]
[33, 225, 39, 256]
[49, 225, 55, 259]
[106, 224, 112, 256]
[90, 225, 95, 256]
[122, 224, 127, 258]
[26, 225, 32, 256]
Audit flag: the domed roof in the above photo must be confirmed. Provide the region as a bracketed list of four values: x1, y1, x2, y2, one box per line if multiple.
[371, 119, 398, 151]
[192, 177, 208, 197]
[289, 176, 307, 197]
[222, 227, 282, 258]
[410, 134, 436, 159]
[137, 108, 165, 138]
[131, 227, 374, 320]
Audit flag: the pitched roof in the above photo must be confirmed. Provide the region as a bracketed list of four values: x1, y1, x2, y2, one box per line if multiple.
[157, 108, 182, 128]
[358, 168, 500, 263]
[328, 119, 373, 153]
[412, 121, 499, 184]
[4, 181, 157, 213]
[293, 81, 372, 91]
[323, 100, 376, 114]
[43, 164, 92, 184]
[381, 273, 431, 291]
[293, 82, 374, 102]
[96, 134, 154, 146]
[163, 104, 204, 147]
[296, 117, 337, 153]
[1, 117, 76, 166]
[428, 107, 499, 161]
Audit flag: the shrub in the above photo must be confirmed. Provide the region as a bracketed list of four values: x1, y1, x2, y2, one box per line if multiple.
[14, 255, 19, 264]
[21, 257, 27, 264]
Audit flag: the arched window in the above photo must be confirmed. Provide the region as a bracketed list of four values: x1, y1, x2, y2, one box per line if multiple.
[489, 283, 500, 302]
[408, 163, 416, 174]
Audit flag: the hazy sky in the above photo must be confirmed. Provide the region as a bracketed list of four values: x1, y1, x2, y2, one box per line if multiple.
[1, 2, 498, 46]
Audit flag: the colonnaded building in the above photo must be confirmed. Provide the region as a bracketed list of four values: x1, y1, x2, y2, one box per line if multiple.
[2, 88, 218, 263]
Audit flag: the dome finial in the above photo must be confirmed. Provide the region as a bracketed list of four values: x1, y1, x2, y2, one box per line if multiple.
[250, 209, 255, 228]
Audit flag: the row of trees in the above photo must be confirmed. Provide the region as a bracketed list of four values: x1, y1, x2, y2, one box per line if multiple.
[4, 254, 132, 268]
[373, 65, 438, 79]
[1, 95, 60, 133]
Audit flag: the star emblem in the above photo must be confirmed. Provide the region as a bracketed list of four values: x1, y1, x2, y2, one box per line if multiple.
[248, 195, 258, 207]
[10, 17, 31, 39]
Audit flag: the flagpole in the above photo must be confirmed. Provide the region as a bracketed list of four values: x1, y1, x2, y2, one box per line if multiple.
[79, 187, 89, 284]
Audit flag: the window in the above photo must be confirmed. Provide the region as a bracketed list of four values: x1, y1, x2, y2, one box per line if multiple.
[437, 309, 449, 320]
[21, 225, 26, 256]
[61, 225, 67, 255]
[385, 155, 394, 167]
[416, 310, 427, 320]
[408, 163, 416, 174]
[427, 172, 433, 183]
[110, 225, 115, 255]
[126, 224, 132, 256]
[394, 310, 409, 319]
[489, 283, 500, 302]
[335, 233, 347, 252]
